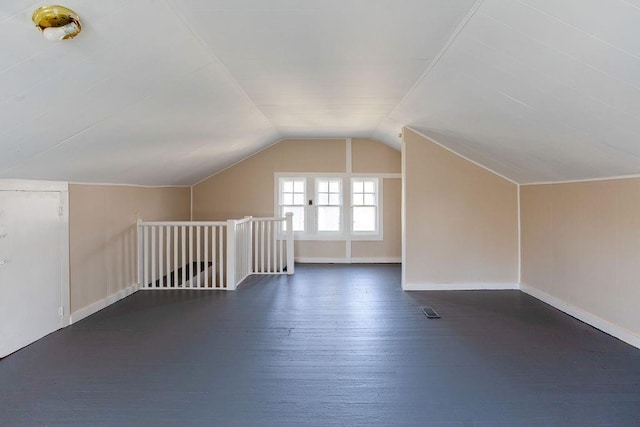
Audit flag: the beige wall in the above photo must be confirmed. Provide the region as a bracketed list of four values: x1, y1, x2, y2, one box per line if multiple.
[192, 139, 346, 220]
[69, 184, 190, 313]
[521, 179, 640, 338]
[352, 138, 401, 173]
[193, 138, 401, 261]
[403, 129, 519, 287]
[352, 178, 402, 258]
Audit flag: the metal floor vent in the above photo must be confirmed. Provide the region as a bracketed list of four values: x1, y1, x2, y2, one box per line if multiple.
[422, 306, 441, 319]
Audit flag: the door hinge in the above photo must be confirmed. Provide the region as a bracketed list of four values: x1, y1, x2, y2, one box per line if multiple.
[58, 307, 64, 316]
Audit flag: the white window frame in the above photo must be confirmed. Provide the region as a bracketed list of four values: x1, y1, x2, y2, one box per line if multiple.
[278, 177, 307, 232]
[274, 172, 384, 241]
[351, 177, 379, 236]
[315, 177, 343, 234]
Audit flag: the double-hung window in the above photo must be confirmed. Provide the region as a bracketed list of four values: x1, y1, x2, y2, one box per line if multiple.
[279, 178, 306, 231]
[316, 178, 342, 232]
[351, 178, 378, 233]
[276, 174, 381, 240]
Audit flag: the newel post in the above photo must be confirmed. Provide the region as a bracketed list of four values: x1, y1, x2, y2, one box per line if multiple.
[226, 219, 237, 290]
[285, 212, 295, 275]
[245, 216, 253, 275]
[136, 219, 143, 289]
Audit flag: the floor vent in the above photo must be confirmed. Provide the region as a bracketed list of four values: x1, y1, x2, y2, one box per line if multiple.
[422, 306, 440, 318]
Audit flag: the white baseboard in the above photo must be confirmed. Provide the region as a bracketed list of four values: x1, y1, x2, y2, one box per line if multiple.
[520, 283, 640, 350]
[352, 257, 401, 263]
[295, 257, 401, 264]
[70, 283, 140, 324]
[403, 282, 520, 291]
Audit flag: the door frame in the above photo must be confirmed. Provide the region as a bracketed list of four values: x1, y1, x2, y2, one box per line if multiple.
[0, 179, 70, 327]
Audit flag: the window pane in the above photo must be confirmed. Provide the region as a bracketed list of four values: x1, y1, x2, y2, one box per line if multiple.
[353, 193, 364, 205]
[283, 181, 293, 192]
[353, 206, 376, 232]
[318, 193, 329, 205]
[293, 194, 305, 205]
[318, 180, 328, 192]
[318, 206, 340, 232]
[282, 206, 305, 231]
[364, 194, 375, 205]
[353, 180, 363, 193]
[329, 193, 340, 205]
[329, 181, 340, 192]
[364, 181, 375, 193]
[283, 193, 293, 205]
[294, 180, 304, 192]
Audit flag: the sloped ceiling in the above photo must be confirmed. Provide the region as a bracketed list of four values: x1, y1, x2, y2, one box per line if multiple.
[1, 0, 639, 185]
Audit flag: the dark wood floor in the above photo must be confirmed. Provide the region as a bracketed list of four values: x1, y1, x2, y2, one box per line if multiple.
[1, 264, 639, 426]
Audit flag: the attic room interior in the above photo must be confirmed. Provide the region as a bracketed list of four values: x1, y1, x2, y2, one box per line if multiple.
[1, 0, 639, 425]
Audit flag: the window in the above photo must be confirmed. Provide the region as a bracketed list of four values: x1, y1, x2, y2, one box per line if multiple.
[276, 174, 382, 240]
[316, 178, 342, 232]
[279, 178, 305, 231]
[351, 178, 378, 233]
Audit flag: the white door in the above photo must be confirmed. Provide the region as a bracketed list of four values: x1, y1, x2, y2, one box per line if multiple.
[0, 190, 64, 358]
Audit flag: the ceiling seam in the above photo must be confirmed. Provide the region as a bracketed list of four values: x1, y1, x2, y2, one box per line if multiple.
[376, 0, 486, 128]
[0, 58, 220, 176]
[619, 0, 640, 12]
[163, 0, 281, 137]
[446, 11, 640, 158]
[0, 61, 217, 179]
[464, 34, 640, 147]
[469, 32, 640, 124]
[521, 173, 640, 186]
[69, 182, 190, 188]
[506, 1, 640, 100]
[516, 0, 640, 63]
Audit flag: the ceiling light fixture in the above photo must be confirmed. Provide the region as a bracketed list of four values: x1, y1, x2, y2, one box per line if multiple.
[32, 5, 81, 41]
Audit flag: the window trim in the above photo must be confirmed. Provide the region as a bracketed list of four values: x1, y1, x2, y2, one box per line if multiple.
[274, 172, 385, 241]
[351, 177, 379, 235]
[278, 177, 307, 232]
[315, 177, 343, 233]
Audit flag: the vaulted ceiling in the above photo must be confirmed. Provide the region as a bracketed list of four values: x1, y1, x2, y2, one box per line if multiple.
[1, 0, 639, 185]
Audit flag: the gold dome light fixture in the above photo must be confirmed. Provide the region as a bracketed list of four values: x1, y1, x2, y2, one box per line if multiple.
[32, 5, 81, 41]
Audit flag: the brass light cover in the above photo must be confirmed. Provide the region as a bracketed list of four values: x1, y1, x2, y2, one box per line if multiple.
[32, 5, 81, 40]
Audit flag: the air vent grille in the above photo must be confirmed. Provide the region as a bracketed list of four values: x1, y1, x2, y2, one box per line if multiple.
[422, 306, 440, 318]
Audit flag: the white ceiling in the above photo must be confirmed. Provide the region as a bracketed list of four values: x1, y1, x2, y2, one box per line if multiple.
[1, 0, 640, 185]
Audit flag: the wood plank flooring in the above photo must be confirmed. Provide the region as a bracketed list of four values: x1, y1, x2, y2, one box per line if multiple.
[1, 264, 639, 426]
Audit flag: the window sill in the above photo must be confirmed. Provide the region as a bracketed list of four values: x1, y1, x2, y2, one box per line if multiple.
[291, 232, 383, 241]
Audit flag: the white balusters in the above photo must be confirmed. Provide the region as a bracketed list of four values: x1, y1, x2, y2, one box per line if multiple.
[218, 226, 224, 288]
[181, 226, 186, 287]
[204, 225, 209, 288]
[165, 226, 171, 287]
[279, 219, 284, 273]
[173, 226, 178, 288]
[158, 226, 164, 287]
[151, 226, 156, 288]
[260, 220, 265, 273]
[247, 215, 293, 275]
[138, 215, 294, 291]
[286, 212, 294, 275]
[226, 219, 236, 290]
[143, 223, 149, 288]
